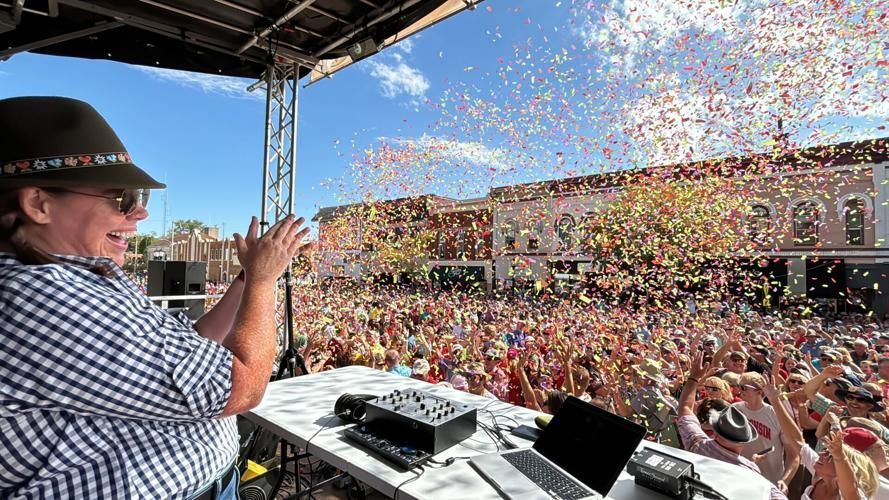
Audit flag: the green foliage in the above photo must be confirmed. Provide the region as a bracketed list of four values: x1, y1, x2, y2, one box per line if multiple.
[172, 219, 207, 234]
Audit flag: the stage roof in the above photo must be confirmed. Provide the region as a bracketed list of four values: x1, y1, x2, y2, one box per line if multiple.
[0, 0, 481, 81]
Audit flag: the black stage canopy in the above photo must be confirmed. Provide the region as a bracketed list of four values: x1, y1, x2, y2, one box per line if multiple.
[0, 0, 479, 80]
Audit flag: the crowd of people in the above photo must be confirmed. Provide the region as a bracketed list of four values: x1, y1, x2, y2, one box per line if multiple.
[205, 277, 889, 499]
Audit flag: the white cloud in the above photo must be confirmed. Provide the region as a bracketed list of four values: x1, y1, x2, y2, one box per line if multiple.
[393, 37, 416, 54]
[366, 59, 430, 103]
[134, 66, 261, 100]
[578, 0, 743, 69]
[576, 0, 888, 160]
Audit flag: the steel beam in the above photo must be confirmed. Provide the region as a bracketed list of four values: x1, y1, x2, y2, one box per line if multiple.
[0, 20, 123, 59]
[258, 63, 300, 378]
[56, 0, 314, 66]
[11, 0, 23, 24]
[314, 0, 424, 58]
[235, 0, 318, 54]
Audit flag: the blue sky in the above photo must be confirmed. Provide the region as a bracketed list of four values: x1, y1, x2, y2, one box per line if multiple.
[1, 1, 568, 238]
[1, 0, 885, 238]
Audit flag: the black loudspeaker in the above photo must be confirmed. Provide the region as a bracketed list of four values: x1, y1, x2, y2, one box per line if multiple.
[147, 260, 207, 320]
[239, 467, 284, 500]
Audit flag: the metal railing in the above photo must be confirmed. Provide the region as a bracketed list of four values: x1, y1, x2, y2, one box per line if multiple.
[148, 294, 223, 310]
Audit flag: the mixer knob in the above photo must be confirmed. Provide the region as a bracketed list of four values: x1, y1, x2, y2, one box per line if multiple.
[420, 403, 425, 410]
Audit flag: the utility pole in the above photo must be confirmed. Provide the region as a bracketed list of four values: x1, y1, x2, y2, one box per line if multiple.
[220, 222, 226, 283]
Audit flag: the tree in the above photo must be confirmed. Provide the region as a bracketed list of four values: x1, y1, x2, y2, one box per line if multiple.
[125, 233, 159, 274]
[172, 219, 207, 234]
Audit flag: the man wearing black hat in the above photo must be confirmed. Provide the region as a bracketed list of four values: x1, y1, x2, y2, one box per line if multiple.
[677, 352, 788, 499]
[0, 97, 312, 499]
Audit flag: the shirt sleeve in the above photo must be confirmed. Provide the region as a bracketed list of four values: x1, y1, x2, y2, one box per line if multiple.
[676, 415, 709, 453]
[800, 444, 818, 473]
[0, 272, 233, 422]
[809, 393, 834, 416]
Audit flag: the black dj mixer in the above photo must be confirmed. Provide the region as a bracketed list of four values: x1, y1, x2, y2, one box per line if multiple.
[363, 388, 477, 455]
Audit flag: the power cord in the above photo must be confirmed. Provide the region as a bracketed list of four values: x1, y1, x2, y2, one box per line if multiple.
[302, 412, 344, 495]
[393, 465, 425, 499]
[478, 421, 518, 450]
[426, 456, 472, 468]
[685, 476, 729, 500]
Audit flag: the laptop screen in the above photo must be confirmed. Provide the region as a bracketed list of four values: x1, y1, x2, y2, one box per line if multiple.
[532, 396, 645, 495]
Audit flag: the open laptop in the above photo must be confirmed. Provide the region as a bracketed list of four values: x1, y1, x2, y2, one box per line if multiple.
[470, 396, 645, 500]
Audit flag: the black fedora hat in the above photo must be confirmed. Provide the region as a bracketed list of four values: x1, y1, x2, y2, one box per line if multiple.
[0, 96, 165, 189]
[709, 406, 758, 444]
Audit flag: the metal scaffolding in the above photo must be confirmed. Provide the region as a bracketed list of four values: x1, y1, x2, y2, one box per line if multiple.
[257, 62, 302, 380]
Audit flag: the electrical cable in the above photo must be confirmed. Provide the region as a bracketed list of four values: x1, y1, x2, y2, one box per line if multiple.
[478, 421, 518, 450]
[685, 476, 730, 500]
[392, 465, 425, 500]
[476, 422, 502, 451]
[302, 412, 343, 496]
[425, 456, 471, 468]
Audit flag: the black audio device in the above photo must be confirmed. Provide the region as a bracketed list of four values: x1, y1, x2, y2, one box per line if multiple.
[342, 388, 477, 469]
[626, 447, 696, 500]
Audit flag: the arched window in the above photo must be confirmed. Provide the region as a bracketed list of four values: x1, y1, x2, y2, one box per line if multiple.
[527, 220, 541, 251]
[747, 205, 771, 241]
[579, 214, 595, 252]
[556, 215, 575, 251]
[793, 201, 820, 246]
[844, 198, 865, 245]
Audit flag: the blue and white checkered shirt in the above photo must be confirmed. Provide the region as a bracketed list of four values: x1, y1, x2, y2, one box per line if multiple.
[0, 253, 238, 499]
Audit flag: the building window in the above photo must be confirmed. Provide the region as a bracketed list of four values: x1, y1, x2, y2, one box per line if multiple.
[747, 205, 771, 242]
[579, 214, 595, 253]
[556, 215, 575, 251]
[527, 220, 541, 251]
[845, 198, 865, 246]
[474, 235, 485, 258]
[503, 220, 517, 251]
[793, 201, 820, 246]
[437, 232, 446, 258]
[456, 230, 466, 259]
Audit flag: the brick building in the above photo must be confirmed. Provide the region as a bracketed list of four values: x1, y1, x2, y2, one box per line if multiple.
[313, 137, 889, 314]
[427, 197, 492, 290]
[148, 227, 242, 283]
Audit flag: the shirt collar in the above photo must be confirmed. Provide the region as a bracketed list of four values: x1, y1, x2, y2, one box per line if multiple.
[0, 252, 125, 279]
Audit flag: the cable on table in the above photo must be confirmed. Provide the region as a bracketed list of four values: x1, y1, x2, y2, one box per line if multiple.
[393, 465, 425, 500]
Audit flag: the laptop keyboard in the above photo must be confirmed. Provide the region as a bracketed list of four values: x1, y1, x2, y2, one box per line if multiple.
[502, 449, 591, 500]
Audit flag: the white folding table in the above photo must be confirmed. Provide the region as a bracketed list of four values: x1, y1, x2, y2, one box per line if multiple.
[244, 365, 771, 500]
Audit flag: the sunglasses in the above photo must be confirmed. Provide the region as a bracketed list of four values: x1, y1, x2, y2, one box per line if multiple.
[845, 394, 872, 404]
[50, 188, 150, 215]
[787, 379, 805, 385]
[703, 385, 721, 391]
[740, 384, 762, 392]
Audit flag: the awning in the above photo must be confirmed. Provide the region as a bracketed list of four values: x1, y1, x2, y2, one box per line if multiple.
[1, 0, 483, 80]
